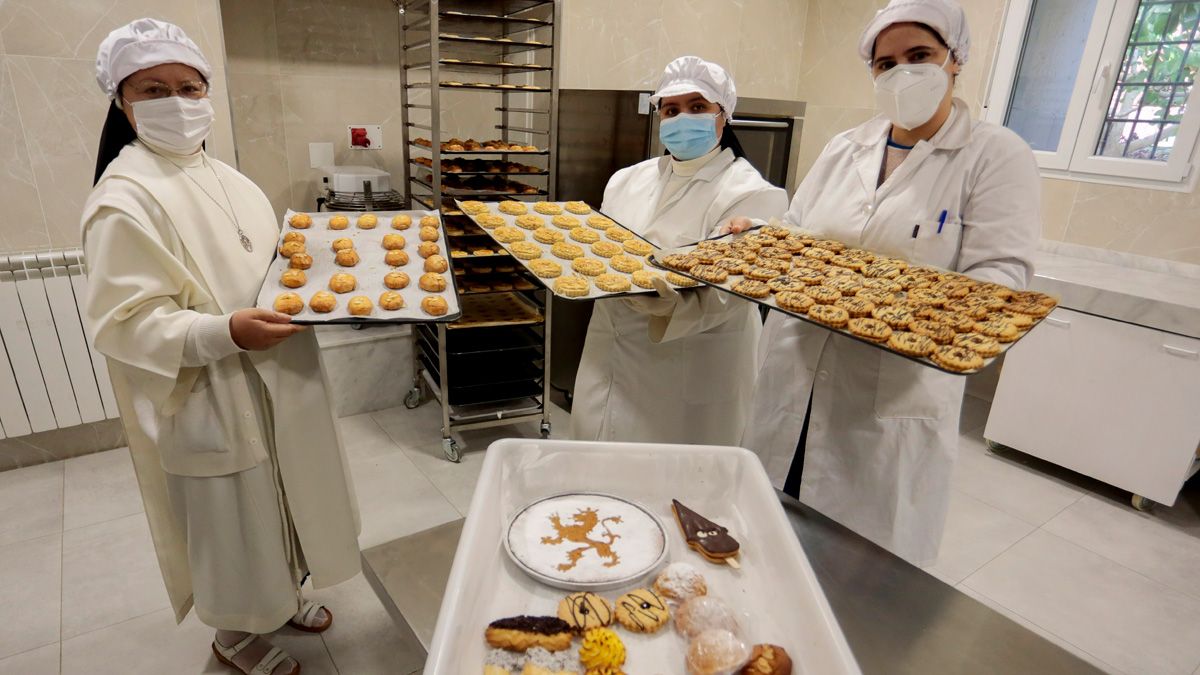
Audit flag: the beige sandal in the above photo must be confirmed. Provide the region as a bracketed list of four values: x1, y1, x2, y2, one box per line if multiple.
[288, 600, 333, 633]
[212, 633, 300, 675]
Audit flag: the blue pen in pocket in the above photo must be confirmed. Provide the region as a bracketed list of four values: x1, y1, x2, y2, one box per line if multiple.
[936, 209, 948, 234]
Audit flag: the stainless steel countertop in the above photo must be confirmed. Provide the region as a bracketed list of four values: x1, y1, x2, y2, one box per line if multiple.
[362, 494, 1103, 674]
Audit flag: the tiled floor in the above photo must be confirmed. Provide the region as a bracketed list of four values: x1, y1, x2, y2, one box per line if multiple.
[0, 396, 1197, 675]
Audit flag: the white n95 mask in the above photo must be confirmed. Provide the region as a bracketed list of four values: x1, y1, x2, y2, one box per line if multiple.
[128, 96, 214, 154]
[873, 52, 952, 131]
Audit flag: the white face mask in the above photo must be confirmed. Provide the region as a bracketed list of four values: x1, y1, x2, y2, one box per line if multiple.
[873, 52, 952, 131]
[126, 96, 214, 154]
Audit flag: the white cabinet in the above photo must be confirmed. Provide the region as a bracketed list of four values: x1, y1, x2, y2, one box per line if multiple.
[986, 307, 1200, 505]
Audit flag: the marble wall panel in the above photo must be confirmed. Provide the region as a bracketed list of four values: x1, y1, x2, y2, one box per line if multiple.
[1063, 182, 1200, 265]
[0, 57, 49, 252]
[794, 103, 877, 178]
[1039, 178, 1079, 243]
[220, 0, 281, 76]
[735, 0, 807, 101]
[0, 0, 226, 62]
[226, 72, 292, 217]
[272, 0, 402, 80]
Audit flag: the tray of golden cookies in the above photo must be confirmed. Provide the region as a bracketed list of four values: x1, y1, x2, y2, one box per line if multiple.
[424, 439, 860, 675]
[454, 199, 697, 301]
[256, 209, 462, 325]
[649, 223, 1058, 375]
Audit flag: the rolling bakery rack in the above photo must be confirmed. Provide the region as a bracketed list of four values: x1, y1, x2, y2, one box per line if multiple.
[396, 0, 561, 461]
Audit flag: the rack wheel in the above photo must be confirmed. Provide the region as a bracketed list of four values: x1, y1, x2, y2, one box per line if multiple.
[539, 422, 552, 439]
[404, 387, 422, 410]
[443, 438, 461, 463]
[1132, 494, 1155, 512]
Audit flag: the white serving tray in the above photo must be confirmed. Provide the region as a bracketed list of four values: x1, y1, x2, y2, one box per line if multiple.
[423, 439, 861, 675]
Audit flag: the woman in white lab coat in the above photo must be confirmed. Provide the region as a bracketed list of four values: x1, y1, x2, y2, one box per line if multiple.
[570, 56, 787, 445]
[735, 0, 1041, 565]
[82, 19, 359, 675]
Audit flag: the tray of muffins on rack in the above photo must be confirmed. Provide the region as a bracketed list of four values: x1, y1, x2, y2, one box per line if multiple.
[254, 210, 462, 325]
[648, 221, 1057, 375]
[422, 439, 859, 675]
[454, 199, 699, 301]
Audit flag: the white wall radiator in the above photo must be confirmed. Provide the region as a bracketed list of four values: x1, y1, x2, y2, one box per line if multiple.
[0, 249, 119, 439]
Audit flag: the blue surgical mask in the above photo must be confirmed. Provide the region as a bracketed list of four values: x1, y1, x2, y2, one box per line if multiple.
[659, 113, 720, 161]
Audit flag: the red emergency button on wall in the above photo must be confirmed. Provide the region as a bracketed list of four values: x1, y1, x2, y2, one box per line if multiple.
[350, 127, 371, 148]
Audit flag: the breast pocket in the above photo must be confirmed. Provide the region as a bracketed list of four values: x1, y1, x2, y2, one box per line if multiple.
[170, 370, 227, 455]
[909, 217, 963, 270]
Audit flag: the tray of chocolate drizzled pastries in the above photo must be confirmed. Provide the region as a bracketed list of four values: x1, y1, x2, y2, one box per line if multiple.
[424, 439, 860, 675]
[649, 221, 1058, 375]
[455, 199, 699, 301]
[255, 210, 462, 325]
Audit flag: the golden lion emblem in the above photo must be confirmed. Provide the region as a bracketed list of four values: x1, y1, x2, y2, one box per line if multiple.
[540, 508, 623, 571]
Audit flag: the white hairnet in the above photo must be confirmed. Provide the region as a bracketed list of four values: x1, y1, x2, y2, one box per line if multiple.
[858, 0, 971, 65]
[95, 18, 212, 98]
[649, 56, 738, 120]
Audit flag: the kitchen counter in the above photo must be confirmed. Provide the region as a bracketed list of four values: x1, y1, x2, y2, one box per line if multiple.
[361, 492, 1101, 674]
[1031, 240, 1200, 339]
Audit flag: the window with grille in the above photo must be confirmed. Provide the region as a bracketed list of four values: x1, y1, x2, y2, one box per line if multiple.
[986, 0, 1200, 189]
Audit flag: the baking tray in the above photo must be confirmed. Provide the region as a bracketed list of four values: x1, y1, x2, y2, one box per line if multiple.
[423, 439, 861, 675]
[650, 229, 1055, 376]
[455, 199, 693, 301]
[255, 209, 462, 325]
[450, 291, 544, 328]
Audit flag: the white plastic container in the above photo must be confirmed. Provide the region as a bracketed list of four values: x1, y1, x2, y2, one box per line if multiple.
[423, 439, 861, 675]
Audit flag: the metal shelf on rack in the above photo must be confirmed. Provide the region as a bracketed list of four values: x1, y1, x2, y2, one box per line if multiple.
[410, 176, 546, 197]
[407, 35, 550, 55]
[438, 9, 552, 26]
[409, 142, 550, 155]
[406, 82, 551, 93]
[406, 59, 552, 74]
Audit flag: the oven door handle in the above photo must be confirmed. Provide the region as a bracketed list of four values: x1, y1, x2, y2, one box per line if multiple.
[729, 119, 791, 129]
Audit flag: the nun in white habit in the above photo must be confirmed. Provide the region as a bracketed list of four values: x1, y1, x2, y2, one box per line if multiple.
[82, 19, 360, 675]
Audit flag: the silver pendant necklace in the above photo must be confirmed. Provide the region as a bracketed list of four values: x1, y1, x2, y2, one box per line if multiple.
[172, 156, 254, 252]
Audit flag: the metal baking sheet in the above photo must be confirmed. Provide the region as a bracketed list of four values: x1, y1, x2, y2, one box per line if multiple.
[650, 230, 1055, 376]
[255, 209, 462, 325]
[454, 199, 692, 301]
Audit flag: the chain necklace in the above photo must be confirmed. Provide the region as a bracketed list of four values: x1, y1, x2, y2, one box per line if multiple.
[170, 155, 254, 252]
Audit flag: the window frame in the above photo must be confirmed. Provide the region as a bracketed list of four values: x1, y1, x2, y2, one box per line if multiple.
[984, 0, 1200, 191]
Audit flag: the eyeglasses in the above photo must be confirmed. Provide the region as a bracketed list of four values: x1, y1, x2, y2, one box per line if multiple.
[125, 80, 209, 100]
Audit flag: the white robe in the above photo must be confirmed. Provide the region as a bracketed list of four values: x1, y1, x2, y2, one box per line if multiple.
[81, 141, 361, 627]
[741, 101, 1040, 564]
[570, 148, 787, 445]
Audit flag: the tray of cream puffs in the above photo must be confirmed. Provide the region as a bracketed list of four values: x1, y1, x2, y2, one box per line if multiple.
[455, 199, 697, 301]
[255, 209, 462, 325]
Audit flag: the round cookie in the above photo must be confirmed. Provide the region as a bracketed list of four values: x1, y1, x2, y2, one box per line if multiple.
[954, 332, 1002, 357]
[604, 227, 633, 243]
[595, 273, 631, 293]
[288, 213, 312, 229]
[347, 296, 372, 316]
[510, 242, 543, 260]
[775, 290, 815, 313]
[745, 265, 782, 281]
[528, 259, 563, 278]
[609, 254, 644, 273]
[623, 239, 654, 256]
[460, 201, 488, 215]
[515, 214, 546, 230]
[554, 275, 590, 297]
[533, 227, 565, 244]
[475, 214, 505, 229]
[378, 291, 405, 311]
[731, 279, 771, 299]
[666, 272, 699, 287]
[591, 241, 622, 258]
[614, 589, 669, 633]
[803, 285, 841, 305]
[661, 253, 698, 271]
[571, 257, 606, 276]
[557, 592, 613, 632]
[533, 201, 562, 215]
[498, 201, 528, 215]
[357, 214, 378, 229]
[767, 275, 808, 293]
[569, 227, 600, 244]
[888, 331, 936, 357]
[384, 271, 410, 290]
[273, 292, 303, 315]
[327, 215, 349, 230]
[848, 317, 893, 343]
[308, 291, 336, 313]
[421, 296, 449, 316]
[586, 215, 615, 230]
[931, 344, 985, 372]
[493, 226, 525, 243]
[837, 296, 876, 318]
[551, 214, 580, 230]
[384, 250, 409, 267]
[872, 304, 915, 330]
[714, 257, 749, 275]
[691, 264, 728, 284]
[631, 270, 661, 289]
[973, 318, 1021, 342]
[808, 303, 849, 328]
[564, 201, 592, 215]
[289, 252, 313, 270]
[551, 242, 585, 260]
[391, 214, 412, 230]
[909, 319, 956, 345]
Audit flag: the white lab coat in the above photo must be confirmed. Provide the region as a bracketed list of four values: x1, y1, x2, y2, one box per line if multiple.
[82, 141, 361, 623]
[571, 148, 787, 445]
[741, 100, 1040, 564]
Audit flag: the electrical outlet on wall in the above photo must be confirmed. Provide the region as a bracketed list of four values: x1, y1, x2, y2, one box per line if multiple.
[348, 124, 383, 150]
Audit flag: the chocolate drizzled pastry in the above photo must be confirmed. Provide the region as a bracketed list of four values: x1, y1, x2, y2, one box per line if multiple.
[672, 499, 740, 563]
[488, 616, 571, 634]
